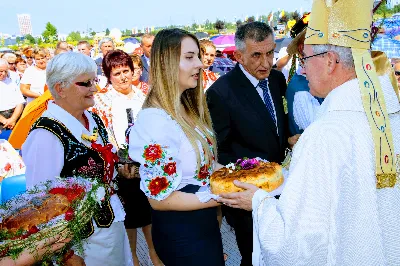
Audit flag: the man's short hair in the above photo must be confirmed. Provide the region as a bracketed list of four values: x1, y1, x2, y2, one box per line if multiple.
[141, 34, 155, 45]
[56, 41, 68, 49]
[99, 37, 114, 49]
[235, 22, 274, 51]
[0, 58, 9, 67]
[78, 40, 91, 49]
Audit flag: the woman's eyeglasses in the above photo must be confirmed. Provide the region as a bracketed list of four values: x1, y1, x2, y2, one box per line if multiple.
[395, 71, 400, 76]
[75, 78, 99, 87]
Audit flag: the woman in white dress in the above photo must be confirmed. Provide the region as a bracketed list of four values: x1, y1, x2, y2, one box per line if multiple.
[128, 28, 225, 266]
[22, 52, 133, 266]
[20, 48, 47, 103]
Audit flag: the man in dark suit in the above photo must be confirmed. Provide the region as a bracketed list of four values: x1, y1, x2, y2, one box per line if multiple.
[95, 37, 114, 76]
[139, 34, 154, 83]
[207, 22, 289, 266]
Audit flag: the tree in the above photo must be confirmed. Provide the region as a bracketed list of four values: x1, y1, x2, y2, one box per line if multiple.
[204, 19, 213, 30]
[291, 11, 301, 21]
[191, 23, 198, 31]
[42, 22, 58, 43]
[16, 37, 21, 45]
[105, 28, 110, 36]
[246, 16, 256, 23]
[67, 31, 82, 42]
[25, 34, 36, 44]
[236, 20, 243, 28]
[214, 19, 225, 33]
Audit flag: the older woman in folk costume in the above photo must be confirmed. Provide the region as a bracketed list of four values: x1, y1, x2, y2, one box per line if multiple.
[218, 0, 400, 265]
[22, 52, 133, 266]
[128, 29, 225, 265]
[90, 50, 162, 266]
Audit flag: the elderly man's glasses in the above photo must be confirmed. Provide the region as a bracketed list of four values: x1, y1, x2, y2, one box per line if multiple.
[299, 51, 328, 67]
[75, 78, 99, 87]
[395, 71, 400, 76]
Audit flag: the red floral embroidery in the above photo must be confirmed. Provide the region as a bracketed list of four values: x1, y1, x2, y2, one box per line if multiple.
[163, 162, 177, 175]
[144, 144, 163, 163]
[198, 165, 209, 180]
[148, 177, 170, 196]
[209, 72, 217, 81]
[140, 82, 149, 95]
[4, 163, 11, 171]
[77, 157, 103, 179]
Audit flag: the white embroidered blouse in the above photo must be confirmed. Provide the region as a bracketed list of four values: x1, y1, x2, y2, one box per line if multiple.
[128, 108, 216, 201]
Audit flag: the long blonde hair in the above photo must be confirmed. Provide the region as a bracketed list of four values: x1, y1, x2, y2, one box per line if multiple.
[144, 29, 217, 169]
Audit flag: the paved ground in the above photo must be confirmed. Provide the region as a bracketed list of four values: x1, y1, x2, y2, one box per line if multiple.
[136, 218, 241, 266]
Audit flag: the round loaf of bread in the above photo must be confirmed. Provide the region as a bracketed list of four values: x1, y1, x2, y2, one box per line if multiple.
[1, 194, 70, 232]
[210, 161, 284, 194]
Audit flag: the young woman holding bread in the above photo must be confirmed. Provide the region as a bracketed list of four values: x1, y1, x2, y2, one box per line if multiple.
[128, 28, 225, 265]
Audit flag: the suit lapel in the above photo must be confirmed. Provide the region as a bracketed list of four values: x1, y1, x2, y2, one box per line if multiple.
[232, 65, 279, 139]
[141, 56, 149, 72]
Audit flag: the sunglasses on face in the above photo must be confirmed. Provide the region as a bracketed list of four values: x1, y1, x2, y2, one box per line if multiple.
[395, 71, 400, 76]
[75, 78, 99, 87]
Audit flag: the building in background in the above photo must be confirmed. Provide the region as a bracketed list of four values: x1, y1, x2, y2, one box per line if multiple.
[387, 0, 400, 8]
[17, 14, 32, 36]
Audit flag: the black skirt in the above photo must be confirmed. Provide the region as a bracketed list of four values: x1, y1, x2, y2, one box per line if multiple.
[151, 185, 225, 266]
[117, 177, 152, 229]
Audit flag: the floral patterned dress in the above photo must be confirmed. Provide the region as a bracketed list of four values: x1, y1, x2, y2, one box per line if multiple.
[127, 108, 224, 266]
[203, 69, 220, 91]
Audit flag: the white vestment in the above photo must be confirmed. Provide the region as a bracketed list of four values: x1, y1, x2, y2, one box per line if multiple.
[252, 76, 400, 266]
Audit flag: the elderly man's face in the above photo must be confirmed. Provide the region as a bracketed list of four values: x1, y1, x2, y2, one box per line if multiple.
[0, 64, 8, 81]
[100, 41, 114, 56]
[300, 44, 330, 98]
[235, 35, 276, 80]
[78, 44, 91, 56]
[141, 36, 154, 58]
[394, 62, 400, 88]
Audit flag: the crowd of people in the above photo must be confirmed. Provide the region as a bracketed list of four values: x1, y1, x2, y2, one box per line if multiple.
[1, 0, 400, 265]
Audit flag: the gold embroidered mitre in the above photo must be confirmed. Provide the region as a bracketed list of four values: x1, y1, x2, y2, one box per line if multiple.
[305, 0, 372, 48]
[305, 0, 397, 189]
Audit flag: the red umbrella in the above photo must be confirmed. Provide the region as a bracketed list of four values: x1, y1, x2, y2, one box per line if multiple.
[222, 46, 236, 55]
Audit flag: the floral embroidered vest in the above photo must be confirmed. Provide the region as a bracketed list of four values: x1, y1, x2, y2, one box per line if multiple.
[30, 112, 115, 238]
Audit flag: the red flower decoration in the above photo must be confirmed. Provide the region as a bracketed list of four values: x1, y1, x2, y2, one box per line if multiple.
[198, 165, 209, 180]
[91, 143, 118, 184]
[163, 162, 177, 175]
[206, 137, 212, 146]
[4, 163, 11, 171]
[64, 208, 75, 221]
[49, 184, 85, 202]
[144, 144, 163, 163]
[148, 177, 170, 196]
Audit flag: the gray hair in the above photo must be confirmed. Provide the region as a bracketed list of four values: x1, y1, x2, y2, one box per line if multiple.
[235, 22, 274, 51]
[2, 53, 16, 61]
[312, 44, 355, 69]
[46, 52, 96, 99]
[0, 58, 9, 68]
[98, 37, 114, 49]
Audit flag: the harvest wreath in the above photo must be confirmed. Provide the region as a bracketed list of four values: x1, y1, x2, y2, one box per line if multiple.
[0, 177, 109, 264]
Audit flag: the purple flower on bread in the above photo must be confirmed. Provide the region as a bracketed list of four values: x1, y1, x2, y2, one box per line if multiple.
[235, 158, 259, 170]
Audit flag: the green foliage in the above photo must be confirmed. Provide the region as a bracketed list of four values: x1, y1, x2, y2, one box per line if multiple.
[42, 22, 58, 43]
[105, 28, 110, 36]
[291, 11, 301, 21]
[67, 31, 82, 42]
[236, 20, 243, 28]
[25, 34, 36, 44]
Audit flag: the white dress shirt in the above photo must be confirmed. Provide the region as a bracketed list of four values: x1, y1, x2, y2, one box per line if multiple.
[239, 64, 278, 129]
[0, 77, 25, 112]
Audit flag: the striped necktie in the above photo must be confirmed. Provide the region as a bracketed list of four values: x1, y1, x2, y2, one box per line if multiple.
[258, 79, 277, 126]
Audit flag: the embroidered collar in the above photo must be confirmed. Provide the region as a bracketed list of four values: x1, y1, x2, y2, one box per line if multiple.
[44, 101, 97, 142]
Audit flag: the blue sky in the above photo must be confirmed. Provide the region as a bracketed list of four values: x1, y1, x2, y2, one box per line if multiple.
[2, 0, 313, 35]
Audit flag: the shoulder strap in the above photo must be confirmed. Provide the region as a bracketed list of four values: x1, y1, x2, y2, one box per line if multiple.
[89, 111, 109, 145]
